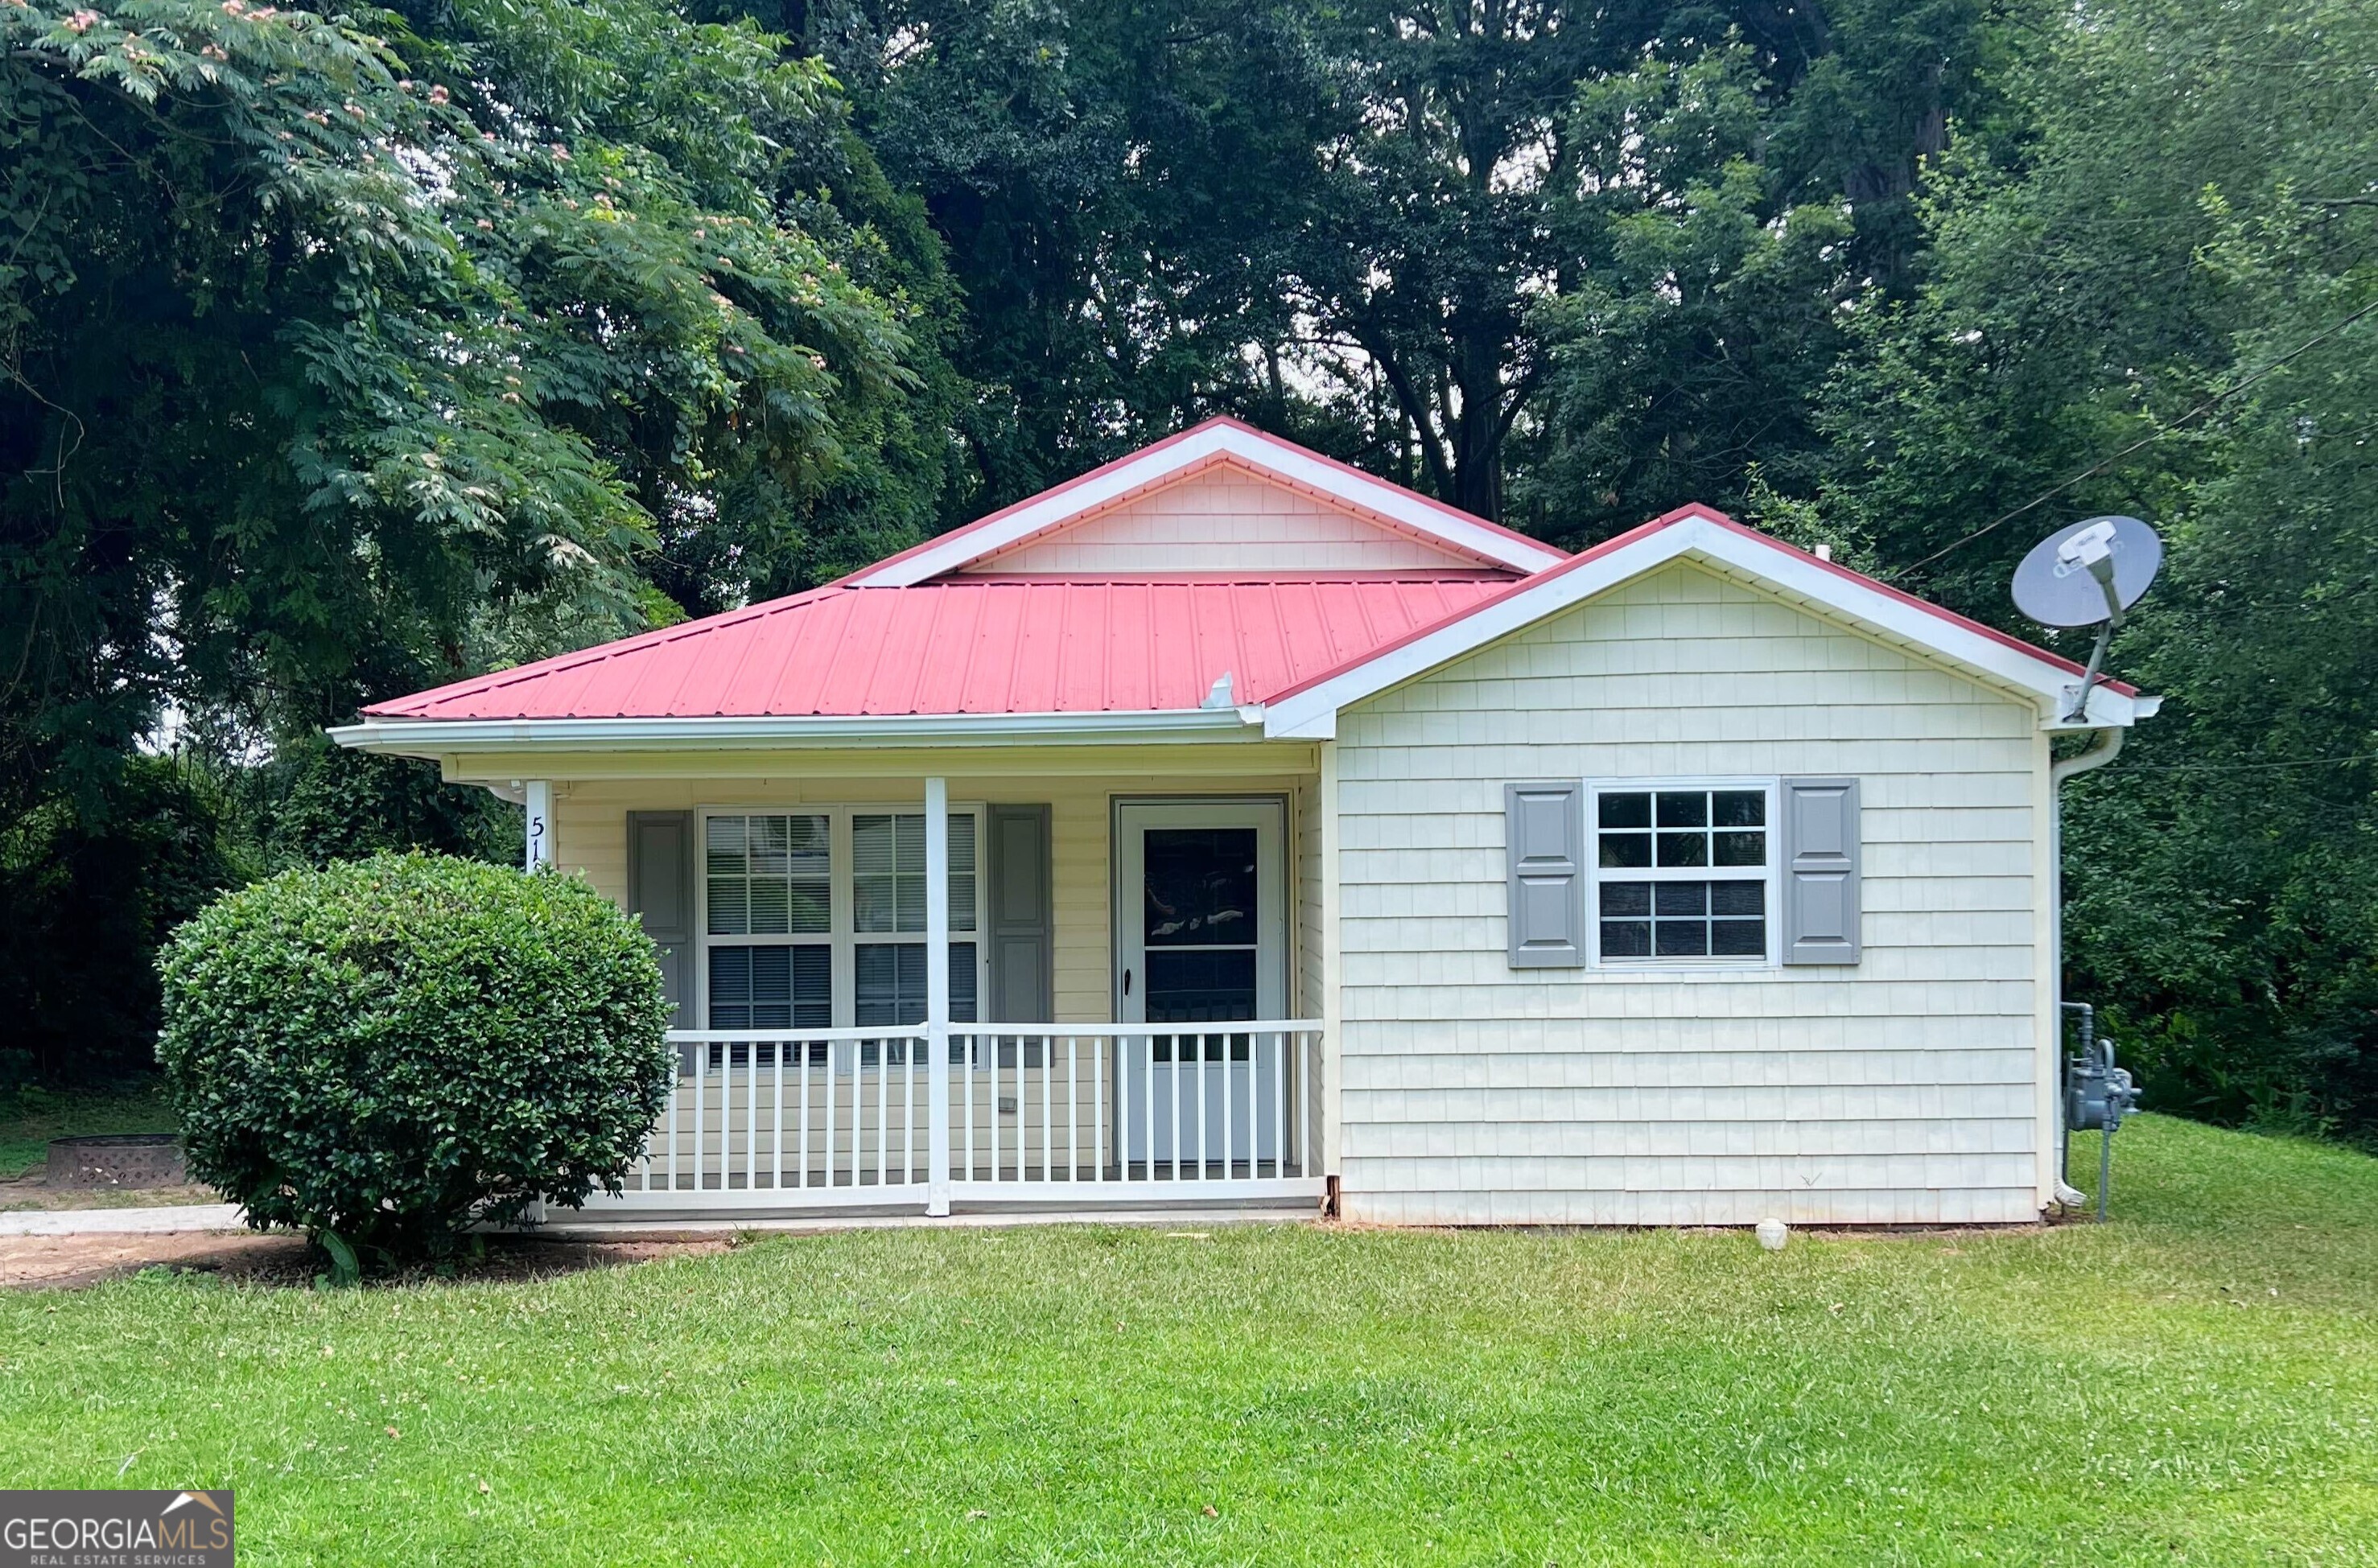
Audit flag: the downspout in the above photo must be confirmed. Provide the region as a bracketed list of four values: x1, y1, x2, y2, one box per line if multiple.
[2048, 726, 2125, 1204]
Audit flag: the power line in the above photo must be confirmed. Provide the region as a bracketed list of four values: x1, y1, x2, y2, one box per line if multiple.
[1890, 294, 2378, 579]
[2091, 751, 2378, 775]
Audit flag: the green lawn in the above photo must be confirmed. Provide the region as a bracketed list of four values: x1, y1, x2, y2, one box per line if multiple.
[0, 1080, 177, 1179]
[2, 1114, 2373, 1566]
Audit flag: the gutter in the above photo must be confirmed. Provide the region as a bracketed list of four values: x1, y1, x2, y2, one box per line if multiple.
[328, 706, 1270, 759]
[2047, 726, 2125, 1207]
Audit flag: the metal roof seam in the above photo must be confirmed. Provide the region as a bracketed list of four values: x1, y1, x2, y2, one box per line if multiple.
[809, 588, 875, 715]
[1254, 577, 1289, 702]
[946, 579, 990, 714]
[993, 581, 1030, 714]
[748, 591, 823, 715]
[1094, 581, 1115, 711]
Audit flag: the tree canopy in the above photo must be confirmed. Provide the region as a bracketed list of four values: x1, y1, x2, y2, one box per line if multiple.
[4, 0, 2375, 1142]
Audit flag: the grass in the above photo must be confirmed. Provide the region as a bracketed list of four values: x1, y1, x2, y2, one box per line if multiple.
[2, 1114, 2374, 1566]
[0, 1080, 177, 1179]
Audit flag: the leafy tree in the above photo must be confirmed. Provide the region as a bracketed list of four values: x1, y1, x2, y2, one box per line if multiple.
[1511, 47, 1857, 545]
[810, 0, 2016, 527]
[0, 755, 244, 1086]
[1818, 0, 2378, 1139]
[0, 0, 923, 1080]
[2, 0, 919, 763]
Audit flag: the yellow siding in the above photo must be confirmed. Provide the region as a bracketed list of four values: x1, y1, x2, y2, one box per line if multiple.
[962, 467, 1482, 574]
[1330, 561, 2053, 1227]
[555, 769, 1311, 1027]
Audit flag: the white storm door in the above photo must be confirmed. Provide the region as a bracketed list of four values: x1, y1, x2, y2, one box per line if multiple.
[1114, 800, 1287, 1175]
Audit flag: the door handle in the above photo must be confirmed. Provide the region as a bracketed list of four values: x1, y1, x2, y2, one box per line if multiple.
[1123, 968, 1132, 997]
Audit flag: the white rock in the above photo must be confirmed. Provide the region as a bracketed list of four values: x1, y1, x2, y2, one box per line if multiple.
[1754, 1216, 1789, 1252]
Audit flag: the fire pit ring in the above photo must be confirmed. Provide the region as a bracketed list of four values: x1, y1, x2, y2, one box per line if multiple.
[46, 1133, 188, 1188]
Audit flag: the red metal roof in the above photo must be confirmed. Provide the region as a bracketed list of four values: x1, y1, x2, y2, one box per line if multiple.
[363, 574, 1515, 720]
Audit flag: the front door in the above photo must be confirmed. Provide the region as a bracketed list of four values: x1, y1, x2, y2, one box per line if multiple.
[1115, 800, 1288, 1175]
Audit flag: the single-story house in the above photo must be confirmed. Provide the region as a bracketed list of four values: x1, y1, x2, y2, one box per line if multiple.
[333, 418, 2155, 1226]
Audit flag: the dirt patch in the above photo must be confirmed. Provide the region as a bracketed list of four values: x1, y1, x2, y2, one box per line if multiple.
[0, 1176, 224, 1212]
[0, 1229, 303, 1289]
[0, 1230, 732, 1290]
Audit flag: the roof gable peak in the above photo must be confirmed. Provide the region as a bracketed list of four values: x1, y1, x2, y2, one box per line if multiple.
[1258, 508, 2153, 738]
[844, 418, 1565, 586]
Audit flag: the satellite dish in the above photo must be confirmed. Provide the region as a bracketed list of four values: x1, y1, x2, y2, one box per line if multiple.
[2012, 515, 2162, 628]
[2009, 515, 2162, 722]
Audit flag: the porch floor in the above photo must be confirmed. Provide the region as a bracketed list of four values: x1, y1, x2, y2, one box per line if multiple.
[535, 1200, 1321, 1238]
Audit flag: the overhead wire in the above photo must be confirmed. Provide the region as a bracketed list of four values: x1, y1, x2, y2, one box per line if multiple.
[1887, 294, 2378, 580]
[2085, 751, 2378, 775]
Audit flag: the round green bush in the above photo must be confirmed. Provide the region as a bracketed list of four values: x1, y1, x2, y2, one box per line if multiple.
[158, 853, 674, 1260]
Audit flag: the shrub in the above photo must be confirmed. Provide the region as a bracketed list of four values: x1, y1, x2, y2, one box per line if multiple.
[158, 854, 673, 1261]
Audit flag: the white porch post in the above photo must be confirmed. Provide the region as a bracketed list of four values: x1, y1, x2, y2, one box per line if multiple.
[925, 776, 952, 1215]
[523, 780, 554, 872]
[1318, 741, 1341, 1191]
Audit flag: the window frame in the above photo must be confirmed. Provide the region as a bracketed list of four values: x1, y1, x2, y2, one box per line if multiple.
[694, 803, 990, 1038]
[1585, 777, 1782, 971]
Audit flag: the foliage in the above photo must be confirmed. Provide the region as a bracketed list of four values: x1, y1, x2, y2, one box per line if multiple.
[811, 0, 2011, 529]
[0, 0, 925, 772]
[1816, 0, 2378, 1141]
[155, 854, 673, 1259]
[233, 737, 520, 871]
[0, 756, 245, 1088]
[1513, 47, 1857, 544]
[1, 0, 942, 1083]
[2, 1117, 2376, 1558]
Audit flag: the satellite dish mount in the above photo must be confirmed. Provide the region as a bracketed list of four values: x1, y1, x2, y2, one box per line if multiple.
[2009, 516, 2163, 722]
[2057, 521, 2125, 722]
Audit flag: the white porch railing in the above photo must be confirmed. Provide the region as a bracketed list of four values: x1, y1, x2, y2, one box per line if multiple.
[599, 1023, 1324, 1212]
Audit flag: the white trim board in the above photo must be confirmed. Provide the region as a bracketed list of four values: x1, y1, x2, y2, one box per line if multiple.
[1259, 513, 2160, 739]
[329, 708, 1267, 760]
[843, 422, 1566, 585]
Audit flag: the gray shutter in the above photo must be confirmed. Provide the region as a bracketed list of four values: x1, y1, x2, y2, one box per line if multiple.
[1506, 782, 1584, 968]
[627, 811, 695, 1027]
[1781, 777, 1861, 965]
[986, 804, 1053, 1023]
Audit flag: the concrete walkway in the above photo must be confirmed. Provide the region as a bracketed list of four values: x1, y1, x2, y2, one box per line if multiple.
[0, 1204, 246, 1237]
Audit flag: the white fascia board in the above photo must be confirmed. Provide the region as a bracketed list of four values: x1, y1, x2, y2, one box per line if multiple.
[1260, 516, 2149, 739]
[855, 424, 1563, 585]
[329, 707, 1263, 759]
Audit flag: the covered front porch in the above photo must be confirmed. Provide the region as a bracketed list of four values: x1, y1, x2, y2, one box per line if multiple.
[453, 732, 1337, 1220]
[622, 1018, 1323, 1215]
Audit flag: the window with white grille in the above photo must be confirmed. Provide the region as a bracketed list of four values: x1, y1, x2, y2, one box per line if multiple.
[1589, 782, 1778, 966]
[699, 807, 983, 1053]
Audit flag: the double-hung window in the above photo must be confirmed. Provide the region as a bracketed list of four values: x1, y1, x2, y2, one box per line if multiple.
[705, 813, 832, 1047]
[700, 807, 981, 1064]
[851, 811, 979, 1056]
[1590, 781, 1777, 965]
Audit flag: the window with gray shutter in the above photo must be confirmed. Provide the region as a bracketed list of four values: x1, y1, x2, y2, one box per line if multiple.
[1781, 777, 1861, 965]
[627, 810, 694, 1045]
[1506, 782, 1584, 968]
